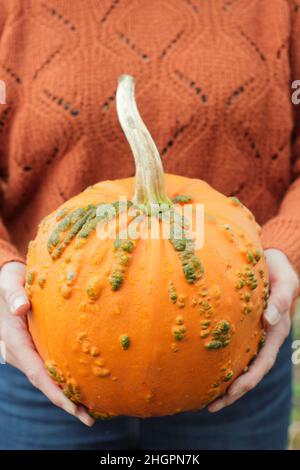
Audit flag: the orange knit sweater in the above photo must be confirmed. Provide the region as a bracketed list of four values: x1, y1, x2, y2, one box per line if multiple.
[1, 0, 300, 272]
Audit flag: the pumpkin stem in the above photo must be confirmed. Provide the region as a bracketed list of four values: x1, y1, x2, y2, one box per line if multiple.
[116, 74, 172, 214]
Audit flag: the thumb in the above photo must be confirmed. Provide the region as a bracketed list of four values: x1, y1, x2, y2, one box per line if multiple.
[264, 281, 293, 326]
[0, 262, 30, 315]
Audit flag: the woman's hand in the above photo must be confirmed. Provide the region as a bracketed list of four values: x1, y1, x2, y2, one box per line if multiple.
[208, 248, 299, 413]
[0, 261, 94, 426]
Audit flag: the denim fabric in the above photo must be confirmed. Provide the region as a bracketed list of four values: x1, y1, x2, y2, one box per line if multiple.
[0, 335, 292, 450]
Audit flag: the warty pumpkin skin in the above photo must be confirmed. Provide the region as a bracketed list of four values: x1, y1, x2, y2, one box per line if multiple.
[26, 76, 268, 418]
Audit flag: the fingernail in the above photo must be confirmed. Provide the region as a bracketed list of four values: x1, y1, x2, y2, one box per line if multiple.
[62, 401, 77, 416]
[264, 304, 280, 325]
[76, 411, 94, 427]
[10, 295, 29, 313]
[209, 401, 224, 413]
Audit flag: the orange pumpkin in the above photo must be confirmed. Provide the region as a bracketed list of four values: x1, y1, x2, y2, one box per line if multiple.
[26, 75, 268, 418]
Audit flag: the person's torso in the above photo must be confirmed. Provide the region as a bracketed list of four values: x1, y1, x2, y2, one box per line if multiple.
[0, 0, 295, 253]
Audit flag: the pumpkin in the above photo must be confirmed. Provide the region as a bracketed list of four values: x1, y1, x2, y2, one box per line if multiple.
[26, 75, 268, 418]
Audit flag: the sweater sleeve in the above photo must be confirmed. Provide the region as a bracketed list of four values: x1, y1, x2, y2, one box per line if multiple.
[261, 2, 300, 274]
[0, 3, 24, 267]
[0, 217, 24, 267]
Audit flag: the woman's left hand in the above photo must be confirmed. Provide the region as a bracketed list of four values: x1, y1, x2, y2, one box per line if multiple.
[208, 248, 299, 413]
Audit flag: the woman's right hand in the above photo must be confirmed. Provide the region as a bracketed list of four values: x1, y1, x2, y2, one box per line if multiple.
[0, 261, 94, 427]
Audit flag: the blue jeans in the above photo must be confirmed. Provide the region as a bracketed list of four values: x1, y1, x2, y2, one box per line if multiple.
[0, 335, 292, 450]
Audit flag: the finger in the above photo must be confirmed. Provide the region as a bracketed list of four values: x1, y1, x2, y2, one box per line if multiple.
[24, 359, 94, 427]
[2, 317, 94, 426]
[21, 351, 94, 426]
[264, 280, 293, 326]
[208, 314, 290, 412]
[265, 249, 299, 290]
[0, 262, 30, 315]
